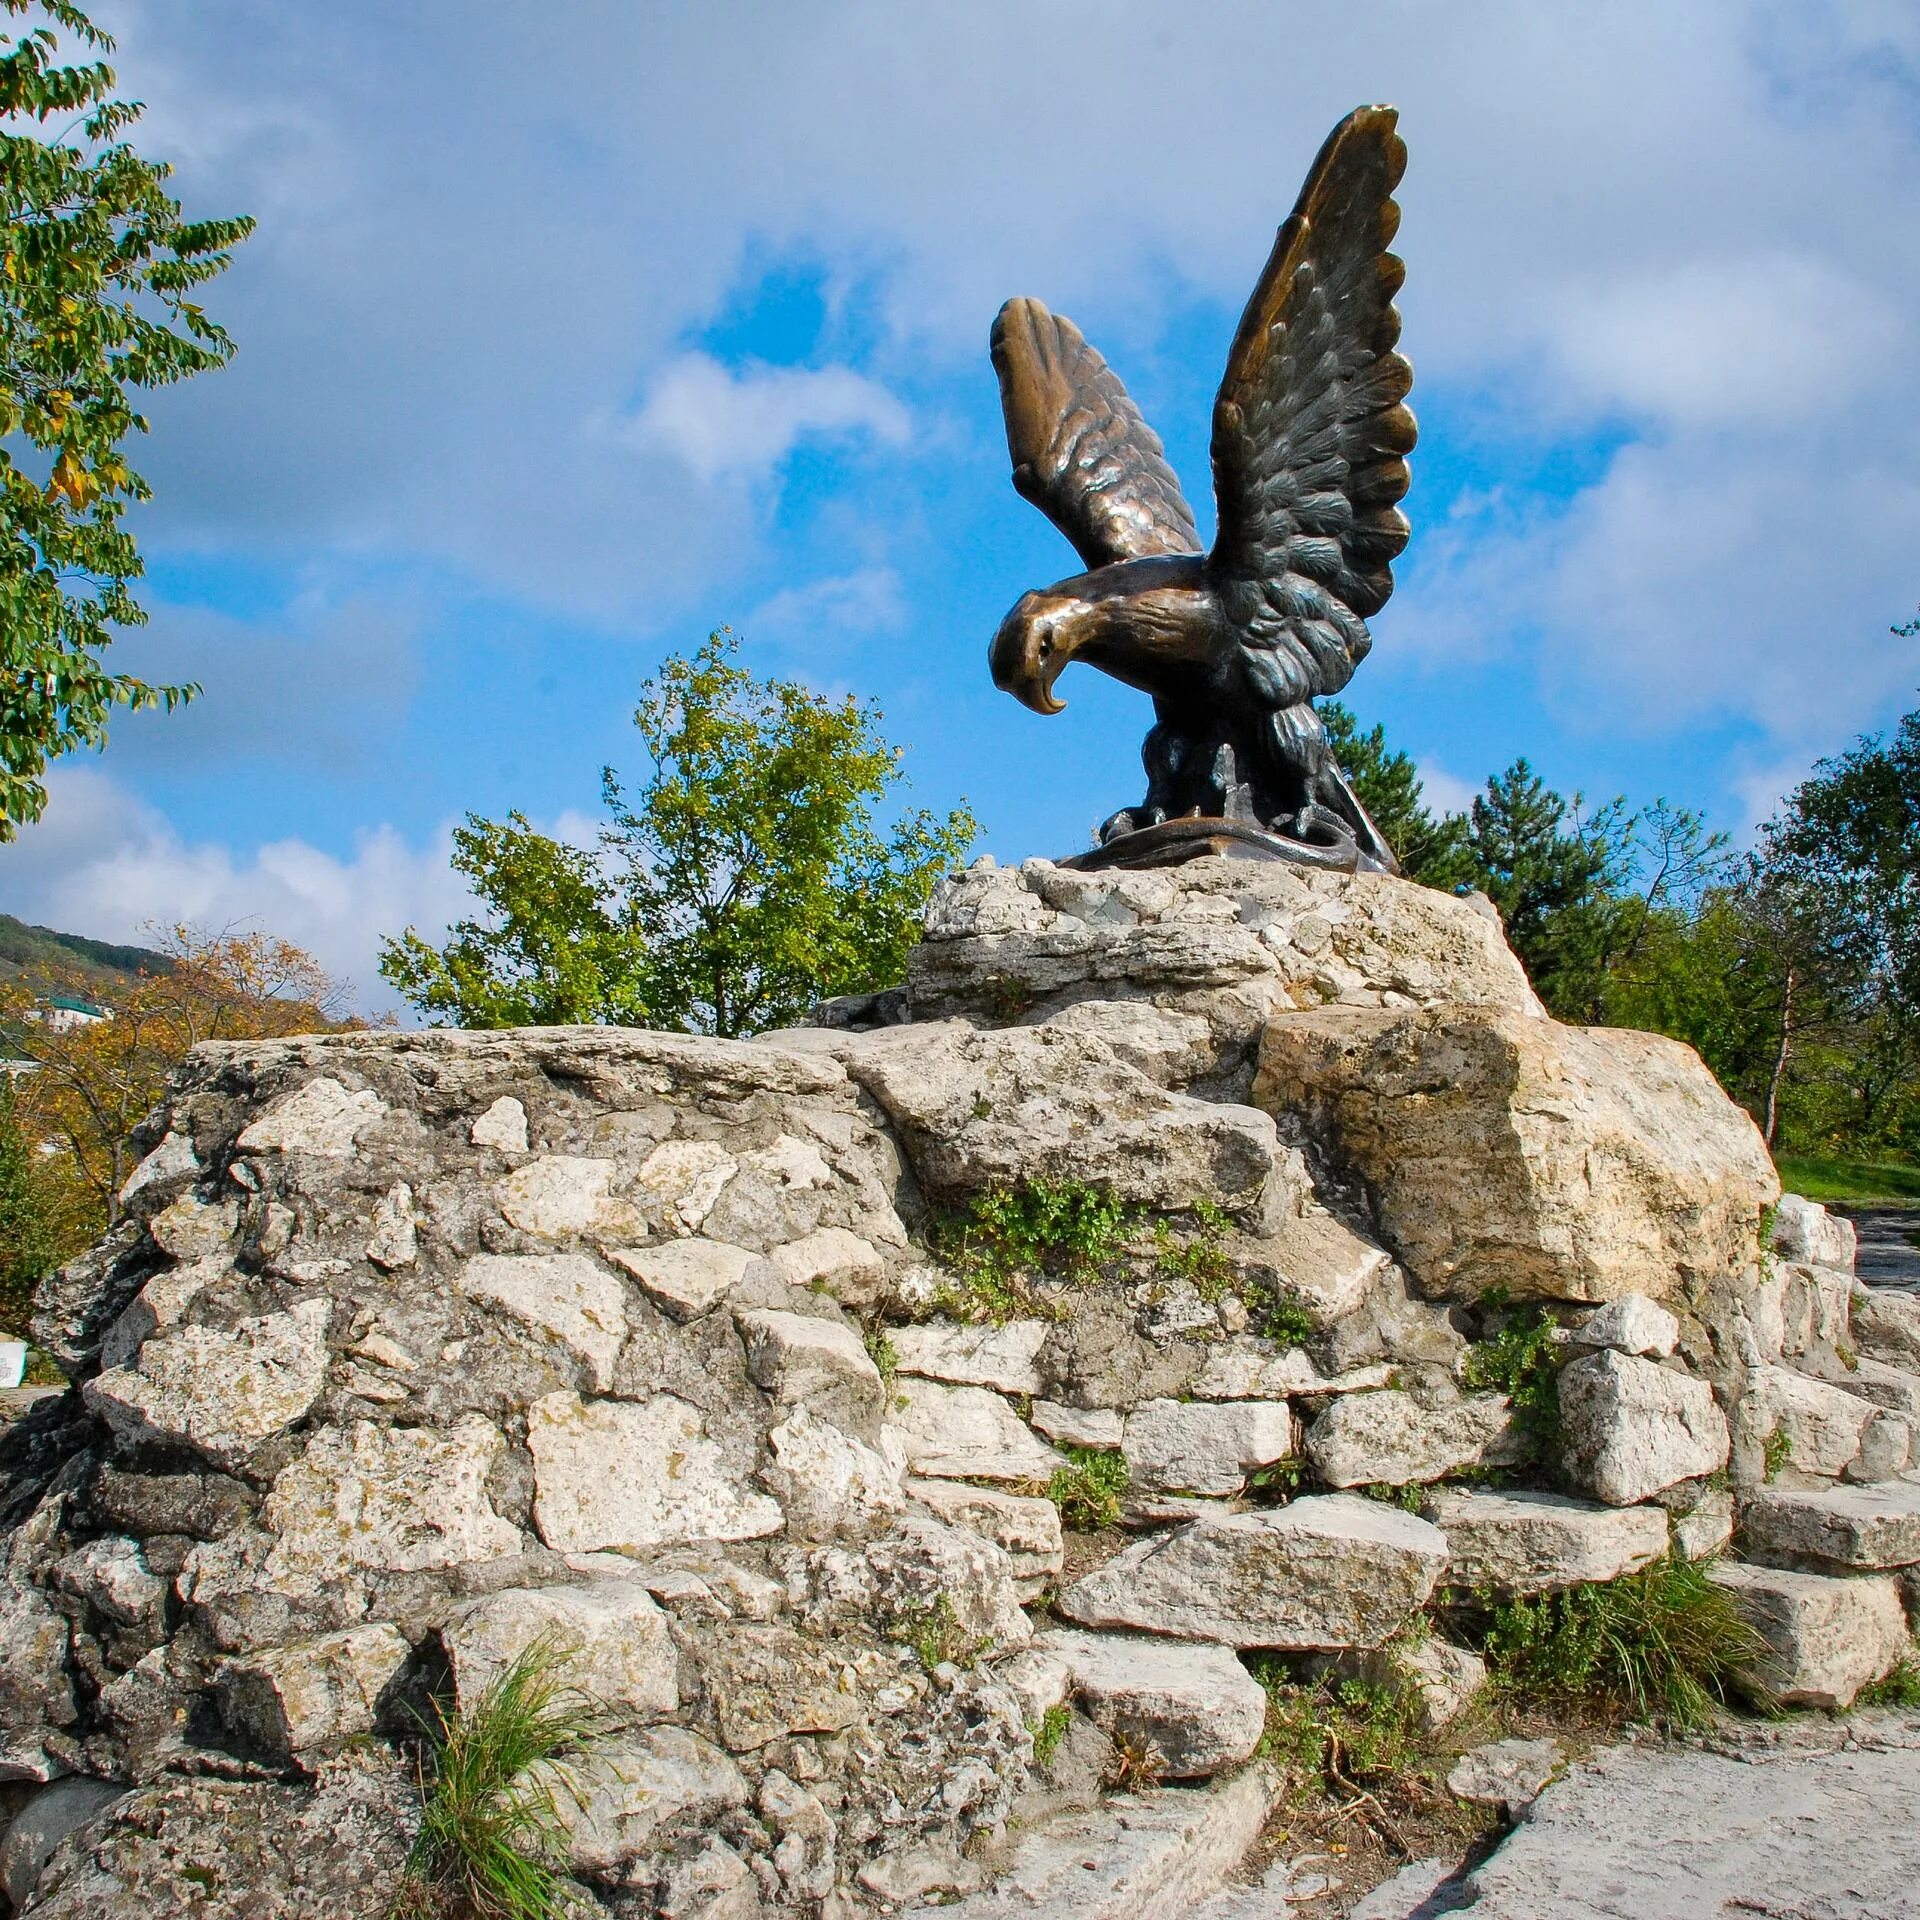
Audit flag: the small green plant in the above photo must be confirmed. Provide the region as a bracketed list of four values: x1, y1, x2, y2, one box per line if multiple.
[894, 1594, 990, 1671]
[1857, 1657, 1920, 1709]
[1245, 1659, 1425, 1787]
[1835, 1342, 1860, 1373]
[1470, 1554, 1767, 1729]
[1463, 1287, 1563, 1461]
[1151, 1199, 1236, 1301]
[1245, 1457, 1305, 1505]
[1242, 1278, 1316, 1348]
[864, 1327, 899, 1388]
[1045, 1446, 1131, 1531]
[1756, 1199, 1780, 1279]
[929, 1179, 1136, 1321]
[1763, 1426, 1794, 1482]
[1359, 1481, 1426, 1512]
[1104, 1727, 1166, 1790]
[392, 1634, 600, 1920]
[1028, 1702, 1072, 1766]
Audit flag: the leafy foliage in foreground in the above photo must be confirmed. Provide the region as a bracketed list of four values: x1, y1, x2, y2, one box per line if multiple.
[1046, 1445, 1130, 1532]
[1467, 1556, 1767, 1729]
[1, 0, 252, 835]
[380, 630, 976, 1036]
[393, 1636, 598, 1920]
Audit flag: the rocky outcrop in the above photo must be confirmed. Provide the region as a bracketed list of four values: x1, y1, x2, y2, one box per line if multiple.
[3, 857, 1916, 1917]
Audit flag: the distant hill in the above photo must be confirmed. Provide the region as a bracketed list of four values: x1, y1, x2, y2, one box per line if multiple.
[0, 914, 173, 993]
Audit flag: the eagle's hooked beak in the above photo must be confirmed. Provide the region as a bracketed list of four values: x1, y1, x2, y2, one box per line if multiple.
[989, 591, 1077, 715]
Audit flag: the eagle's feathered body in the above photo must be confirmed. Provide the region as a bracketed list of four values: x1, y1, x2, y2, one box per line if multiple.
[988, 106, 1416, 872]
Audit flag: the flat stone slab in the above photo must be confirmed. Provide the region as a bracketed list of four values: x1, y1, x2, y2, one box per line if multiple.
[1739, 1476, 1920, 1571]
[1038, 1629, 1267, 1778]
[1122, 1398, 1294, 1497]
[1447, 1736, 1562, 1812]
[1710, 1561, 1911, 1709]
[906, 1764, 1277, 1920]
[1058, 1496, 1446, 1650]
[1558, 1350, 1729, 1505]
[1452, 1714, 1920, 1919]
[1427, 1488, 1669, 1594]
[1304, 1389, 1514, 1488]
[887, 1377, 1066, 1483]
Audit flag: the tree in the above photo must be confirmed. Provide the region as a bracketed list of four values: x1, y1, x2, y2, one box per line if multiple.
[381, 631, 979, 1036]
[0, 1076, 88, 1334]
[1, 1, 253, 837]
[1320, 701, 1476, 890]
[2, 925, 358, 1220]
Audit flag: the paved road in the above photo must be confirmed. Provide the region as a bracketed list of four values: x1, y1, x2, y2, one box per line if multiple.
[1837, 1206, 1920, 1291]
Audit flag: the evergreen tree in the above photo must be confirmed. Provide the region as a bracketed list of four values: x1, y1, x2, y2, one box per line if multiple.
[1320, 701, 1476, 890]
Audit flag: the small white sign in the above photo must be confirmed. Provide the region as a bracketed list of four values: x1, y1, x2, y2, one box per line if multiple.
[0, 1341, 26, 1389]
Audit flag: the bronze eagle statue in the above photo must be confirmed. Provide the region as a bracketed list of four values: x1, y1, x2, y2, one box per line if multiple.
[988, 105, 1415, 874]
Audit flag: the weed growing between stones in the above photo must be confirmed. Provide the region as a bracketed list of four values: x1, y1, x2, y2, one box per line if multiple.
[1462, 1287, 1562, 1462]
[893, 1593, 991, 1671]
[1359, 1482, 1427, 1512]
[1028, 1703, 1072, 1766]
[1763, 1427, 1794, 1482]
[1858, 1656, 1920, 1708]
[392, 1634, 599, 1920]
[1241, 1278, 1317, 1348]
[927, 1178, 1135, 1320]
[1149, 1198, 1235, 1299]
[1104, 1728, 1167, 1790]
[864, 1326, 899, 1388]
[1463, 1555, 1768, 1730]
[1045, 1446, 1130, 1530]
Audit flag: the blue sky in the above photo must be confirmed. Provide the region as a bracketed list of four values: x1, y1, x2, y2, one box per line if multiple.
[2, 1, 1916, 1013]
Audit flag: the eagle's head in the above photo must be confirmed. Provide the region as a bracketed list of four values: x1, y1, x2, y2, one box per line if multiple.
[989, 588, 1092, 715]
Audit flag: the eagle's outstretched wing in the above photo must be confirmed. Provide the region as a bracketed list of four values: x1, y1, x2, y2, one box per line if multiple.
[1208, 105, 1416, 708]
[992, 296, 1202, 570]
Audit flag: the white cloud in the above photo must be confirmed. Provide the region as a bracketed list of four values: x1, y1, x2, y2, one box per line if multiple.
[747, 567, 907, 646]
[1416, 760, 1480, 818]
[0, 768, 471, 1019]
[624, 356, 910, 485]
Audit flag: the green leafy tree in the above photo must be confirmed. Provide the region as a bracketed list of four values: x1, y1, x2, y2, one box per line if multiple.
[1, 1, 252, 837]
[1320, 701, 1476, 890]
[382, 631, 979, 1036]
[0, 1077, 91, 1335]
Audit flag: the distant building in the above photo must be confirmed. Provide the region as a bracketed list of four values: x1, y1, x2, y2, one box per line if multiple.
[33, 994, 111, 1034]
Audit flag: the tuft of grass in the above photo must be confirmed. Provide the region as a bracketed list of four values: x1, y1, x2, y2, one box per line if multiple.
[392, 1634, 598, 1920]
[1359, 1482, 1426, 1513]
[1462, 1287, 1562, 1462]
[1028, 1702, 1072, 1766]
[893, 1593, 990, 1671]
[1763, 1426, 1794, 1482]
[1104, 1728, 1166, 1791]
[1045, 1445, 1131, 1531]
[1466, 1555, 1768, 1729]
[1857, 1656, 1920, 1709]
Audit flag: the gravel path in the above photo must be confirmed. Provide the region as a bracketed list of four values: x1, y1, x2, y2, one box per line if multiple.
[1407, 1712, 1920, 1919]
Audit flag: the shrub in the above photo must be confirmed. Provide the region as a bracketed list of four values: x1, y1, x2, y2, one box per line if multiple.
[1858, 1657, 1920, 1709]
[928, 1179, 1135, 1321]
[1046, 1446, 1130, 1531]
[1763, 1427, 1793, 1482]
[1462, 1287, 1563, 1460]
[1245, 1659, 1424, 1787]
[1470, 1555, 1767, 1728]
[392, 1635, 598, 1920]
[893, 1593, 990, 1671]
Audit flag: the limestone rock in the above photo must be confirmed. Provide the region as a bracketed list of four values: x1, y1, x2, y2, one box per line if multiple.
[117, 1129, 200, 1209]
[217, 1623, 410, 1755]
[1448, 1737, 1562, 1812]
[470, 1094, 529, 1151]
[1737, 1477, 1920, 1572]
[759, 1765, 836, 1902]
[1304, 1390, 1515, 1488]
[96, 1254, 227, 1371]
[698, 1625, 868, 1751]
[1034, 999, 1214, 1087]
[906, 1478, 1063, 1594]
[363, 1184, 417, 1272]
[1575, 1293, 1679, 1359]
[254, 1415, 522, 1590]
[442, 1580, 677, 1724]
[526, 1392, 782, 1553]
[146, 1194, 237, 1262]
[1122, 1398, 1293, 1497]
[1709, 1561, 1911, 1708]
[1735, 1365, 1885, 1481]
[1426, 1488, 1669, 1594]
[235, 1077, 385, 1158]
[494, 1154, 645, 1241]
[1029, 1401, 1123, 1450]
[0, 1779, 125, 1911]
[609, 1239, 758, 1321]
[767, 1226, 885, 1302]
[763, 1406, 905, 1539]
[1345, 1633, 1486, 1735]
[1058, 1497, 1446, 1650]
[633, 1139, 739, 1235]
[1853, 1286, 1920, 1370]
[85, 1298, 331, 1471]
[892, 1320, 1049, 1395]
[789, 1512, 1031, 1650]
[837, 1022, 1281, 1215]
[887, 1378, 1066, 1483]
[735, 1307, 884, 1431]
[1039, 1629, 1267, 1778]
[1255, 1005, 1777, 1304]
[457, 1252, 628, 1389]
[1558, 1351, 1730, 1504]
[564, 1726, 748, 1885]
[1671, 1487, 1735, 1561]
[1229, 1206, 1392, 1325]
[1771, 1193, 1856, 1272]
[1190, 1344, 1394, 1401]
